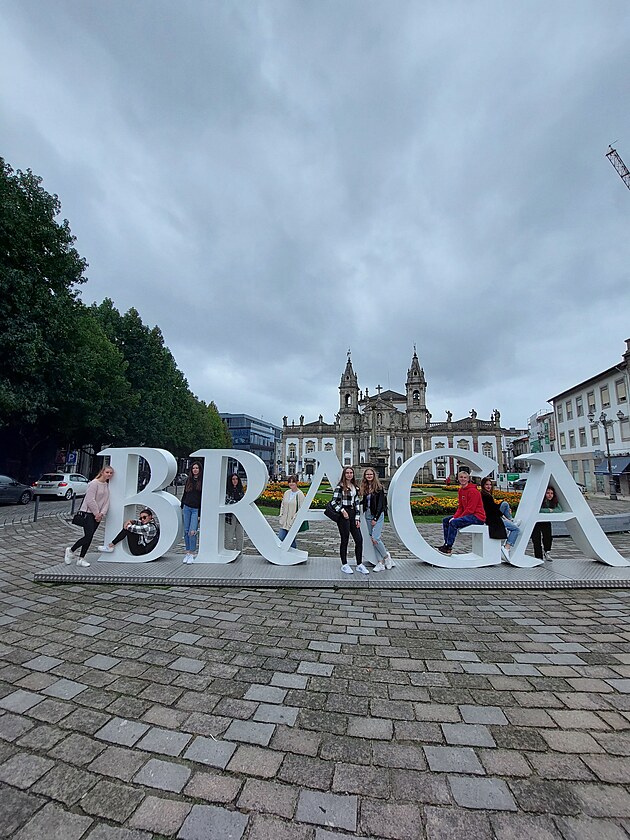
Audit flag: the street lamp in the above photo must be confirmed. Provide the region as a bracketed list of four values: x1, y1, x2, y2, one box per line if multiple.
[588, 410, 627, 500]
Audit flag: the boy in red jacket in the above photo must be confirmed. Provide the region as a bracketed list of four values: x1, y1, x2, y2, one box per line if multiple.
[439, 467, 486, 554]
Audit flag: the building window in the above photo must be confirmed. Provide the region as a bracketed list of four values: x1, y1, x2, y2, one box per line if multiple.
[456, 439, 470, 450]
[565, 400, 573, 420]
[412, 390, 420, 403]
[576, 396, 584, 417]
[482, 443, 493, 458]
[306, 441, 315, 453]
[376, 435, 385, 449]
[568, 430, 576, 448]
[396, 436, 403, 449]
[601, 385, 610, 408]
[571, 460, 579, 481]
[288, 444, 296, 459]
[621, 419, 630, 441]
[591, 425, 600, 445]
[343, 439, 351, 452]
[579, 427, 587, 447]
[587, 390, 596, 414]
[324, 442, 333, 451]
[413, 439, 421, 453]
[616, 379, 627, 403]
[436, 464, 446, 479]
[344, 457, 351, 465]
[557, 403, 563, 423]
[606, 424, 615, 443]
[559, 432, 566, 449]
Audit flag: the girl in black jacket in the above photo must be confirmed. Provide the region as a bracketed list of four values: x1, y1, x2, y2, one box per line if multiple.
[480, 477, 508, 553]
[360, 467, 394, 572]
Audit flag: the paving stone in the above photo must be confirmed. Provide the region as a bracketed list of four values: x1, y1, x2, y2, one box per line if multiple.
[0, 785, 46, 837]
[582, 754, 630, 783]
[12, 800, 93, 840]
[87, 745, 148, 781]
[424, 746, 485, 775]
[136, 726, 192, 756]
[271, 672, 308, 689]
[22, 656, 63, 673]
[414, 703, 461, 722]
[442, 722, 496, 747]
[0, 713, 35, 742]
[224, 719, 275, 746]
[170, 657, 205, 674]
[479, 749, 531, 777]
[271, 726, 321, 757]
[129, 795, 191, 835]
[246, 814, 314, 840]
[526, 752, 594, 781]
[0, 690, 42, 713]
[553, 815, 629, 840]
[84, 826, 151, 840]
[244, 684, 287, 704]
[169, 632, 202, 644]
[347, 716, 393, 740]
[541, 730, 605, 754]
[372, 742, 426, 771]
[80, 778, 144, 822]
[49, 733, 106, 767]
[449, 776, 517, 811]
[296, 789, 357, 831]
[424, 805, 493, 840]
[227, 744, 283, 778]
[510, 779, 581, 815]
[490, 813, 562, 840]
[460, 705, 508, 725]
[297, 662, 334, 677]
[0, 753, 54, 789]
[573, 782, 630, 817]
[42, 679, 87, 700]
[237, 778, 299, 818]
[32, 762, 98, 805]
[183, 735, 237, 768]
[134, 757, 190, 792]
[177, 803, 248, 839]
[390, 769, 450, 804]
[359, 799, 423, 839]
[184, 771, 242, 803]
[332, 762, 389, 798]
[84, 655, 121, 671]
[95, 717, 149, 747]
[278, 754, 335, 790]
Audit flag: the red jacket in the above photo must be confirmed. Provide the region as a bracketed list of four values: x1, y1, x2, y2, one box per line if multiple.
[454, 483, 486, 522]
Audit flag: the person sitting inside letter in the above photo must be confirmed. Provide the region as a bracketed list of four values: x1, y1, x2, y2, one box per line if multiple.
[98, 508, 159, 556]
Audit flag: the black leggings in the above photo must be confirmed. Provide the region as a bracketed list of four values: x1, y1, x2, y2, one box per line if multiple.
[337, 507, 363, 565]
[531, 522, 552, 559]
[111, 529, 156, 556]
[71, 513, 100, 558]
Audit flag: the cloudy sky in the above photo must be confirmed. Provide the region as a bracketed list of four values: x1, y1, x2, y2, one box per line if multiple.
[2, 0, 630, 431]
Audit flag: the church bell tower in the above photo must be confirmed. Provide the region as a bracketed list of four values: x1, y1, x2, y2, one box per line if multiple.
[338, 349, 359, 431]
[406, 346, 428, 430]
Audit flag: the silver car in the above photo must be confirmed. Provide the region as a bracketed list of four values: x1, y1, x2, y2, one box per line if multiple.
[32, 472, 90, 500]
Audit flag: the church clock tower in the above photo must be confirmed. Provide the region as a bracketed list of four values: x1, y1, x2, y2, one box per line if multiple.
[338, 350, 359, 432]
[406, 347, 429, 430]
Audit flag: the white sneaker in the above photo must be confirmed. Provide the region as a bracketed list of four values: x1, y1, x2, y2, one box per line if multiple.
[373, 561, 386, 572]
[183, 554, 192, 564]
[76, 558, 90, 567]
[189, 555, 196, 564]
[97, 545, 114, 553]
[341, 564, 353, 574]
[384, 554, 396, 569]
[544, 550, 552, 561]
[356, 563, 370, 575]
[501, 546, 510, 561]
[64, 547, 74, 565]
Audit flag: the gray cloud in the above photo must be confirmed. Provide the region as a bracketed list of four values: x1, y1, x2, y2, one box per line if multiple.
[2, 0, 630, 430]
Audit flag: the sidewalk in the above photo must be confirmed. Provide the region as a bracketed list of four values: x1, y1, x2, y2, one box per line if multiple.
[1, 516, 630, 839]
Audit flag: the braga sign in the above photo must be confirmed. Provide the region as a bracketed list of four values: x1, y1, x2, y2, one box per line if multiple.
[99, 447, 628, 570]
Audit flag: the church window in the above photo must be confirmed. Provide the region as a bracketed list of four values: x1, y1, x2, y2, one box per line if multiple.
[324, 443, 333, 451]
[412, 390, 420, 403]
[482, 443, 493, 458]
[344, 457, 351, 465]
[288, 444, 296, 459]
[344, 439, 351, 452]
[376, 435, 385, 449]
[345, 393, 351, 407]
[436, 464, 446, 479]
[414, 439, 421, 453]
[306, 441, 315, 453]
[397, 456, 402, 466]
[457, 439, 470, 450]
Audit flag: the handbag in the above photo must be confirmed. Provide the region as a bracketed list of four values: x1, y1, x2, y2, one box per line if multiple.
[296, 493, 309, 532]
[324, 501, 341, 524]
[72, 510, 88, 526]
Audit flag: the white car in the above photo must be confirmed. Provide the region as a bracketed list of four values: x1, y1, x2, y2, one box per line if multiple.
[32, 472, 90, 500]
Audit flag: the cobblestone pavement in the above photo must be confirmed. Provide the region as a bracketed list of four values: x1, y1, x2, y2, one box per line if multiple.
[1, 516, 630, 839]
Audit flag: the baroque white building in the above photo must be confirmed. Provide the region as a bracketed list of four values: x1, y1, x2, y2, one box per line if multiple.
[281, 351, 525, 482]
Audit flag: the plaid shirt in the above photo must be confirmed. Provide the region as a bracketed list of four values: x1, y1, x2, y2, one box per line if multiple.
[126, 520, 159, 547]
[332, 485, 361, 519]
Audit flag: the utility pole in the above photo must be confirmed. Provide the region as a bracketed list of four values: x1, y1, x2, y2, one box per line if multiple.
[606, 145, 630, 191]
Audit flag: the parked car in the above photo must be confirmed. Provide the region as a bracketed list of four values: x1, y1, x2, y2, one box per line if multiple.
[175, 473, 188, 486]
[0, 475, 33, 505]
[32, 472, 89, 500]
[510, 477, 587, 494]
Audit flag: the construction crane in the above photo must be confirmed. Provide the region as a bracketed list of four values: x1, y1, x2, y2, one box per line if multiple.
[606, 145, 630, 190]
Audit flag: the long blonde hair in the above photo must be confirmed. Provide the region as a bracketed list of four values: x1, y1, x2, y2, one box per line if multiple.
[360, 467, 382, 496]
[95, 465, 114, 481]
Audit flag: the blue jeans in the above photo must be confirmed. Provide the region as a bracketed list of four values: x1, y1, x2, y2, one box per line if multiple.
[442, 514, 483, 547]
[278, 528, 297, 549]
[365, 513, 388, 560]
[500, 501, 520, 547]
[183, 505, 199, 552]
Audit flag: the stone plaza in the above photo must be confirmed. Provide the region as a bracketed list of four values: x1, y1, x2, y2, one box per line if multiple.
[1, 504, 630, 839]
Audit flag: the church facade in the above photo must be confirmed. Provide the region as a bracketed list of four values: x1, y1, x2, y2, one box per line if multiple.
[281, 351, 525, 482]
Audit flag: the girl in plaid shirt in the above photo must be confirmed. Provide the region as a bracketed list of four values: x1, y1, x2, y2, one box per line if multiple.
[98, 508, 159, 556]
[332, 467, 369, 575]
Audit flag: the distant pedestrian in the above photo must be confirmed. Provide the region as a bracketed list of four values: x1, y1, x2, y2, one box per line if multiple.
[332, 466, 368, 575]
[360, 467, 394, 572]
[225, 473, 245, 551]
[531, 486, 562, 561]
[98, 508, 159, 556]
[439, 467, 486, 554]
[278, 475, 305, 549]
[65, 465, 114, 567]
[181, 461, 203, 564]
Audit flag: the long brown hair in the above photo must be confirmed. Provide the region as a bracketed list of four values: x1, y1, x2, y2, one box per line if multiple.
[544, 485, 560, 508]
[185, 461, 203, 493]
[480, 476, 494, 497]
[360, 467, 382, 496]
[338, 466, 357, 492]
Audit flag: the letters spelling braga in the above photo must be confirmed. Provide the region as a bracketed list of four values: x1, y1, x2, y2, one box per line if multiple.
[99, 447, 628, 570]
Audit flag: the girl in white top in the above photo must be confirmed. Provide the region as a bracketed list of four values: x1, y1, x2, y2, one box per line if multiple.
[65, 465, 114, 567]
[278, 475, 305, 549]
